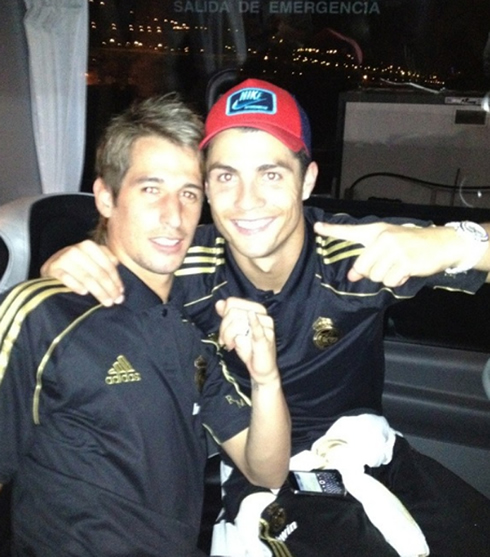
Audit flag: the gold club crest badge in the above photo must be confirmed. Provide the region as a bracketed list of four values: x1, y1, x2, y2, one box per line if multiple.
[312, 317, 340, 349]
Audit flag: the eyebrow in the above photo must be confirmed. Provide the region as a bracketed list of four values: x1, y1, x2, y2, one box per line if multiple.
[206, 161, 294, 174]
[133, 176, 203, 191]
[206, 163, 235, 174]
[257, 161, 294, 172]
[185, 183, 205, 193]
[134, 176, 164, 184]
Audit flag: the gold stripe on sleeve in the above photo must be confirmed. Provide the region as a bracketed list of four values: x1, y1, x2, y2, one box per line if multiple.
[0, 280, 71, 384]
[32, 304, 103, 424]
[0, 279, 62, 335]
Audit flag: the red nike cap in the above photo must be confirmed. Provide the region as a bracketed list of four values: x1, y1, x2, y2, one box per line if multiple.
[200, 78, 311, 155]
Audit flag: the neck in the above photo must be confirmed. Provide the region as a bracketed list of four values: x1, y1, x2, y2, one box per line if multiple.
[116, 260, 173, 303]
[238, 258, 293, 293]
[231, 237, 304, 294]
[145, 277, 173, 303]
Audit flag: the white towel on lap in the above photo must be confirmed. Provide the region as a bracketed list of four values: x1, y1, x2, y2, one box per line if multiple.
[212, 414, 430, 557]
[293, 414, 429, 557]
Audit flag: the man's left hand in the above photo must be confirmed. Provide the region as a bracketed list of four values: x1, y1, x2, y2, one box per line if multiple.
[314, 221, 465, 287]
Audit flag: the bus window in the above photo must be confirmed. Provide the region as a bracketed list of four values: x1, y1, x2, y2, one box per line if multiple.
[84, 1, 490, 197]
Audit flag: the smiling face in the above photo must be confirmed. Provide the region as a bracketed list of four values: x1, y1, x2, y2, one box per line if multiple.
[94, 135, 203, 300]
[205, 128, 317, 290]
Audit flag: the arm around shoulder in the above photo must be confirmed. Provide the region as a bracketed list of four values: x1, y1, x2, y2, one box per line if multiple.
[40, 240, 125, 305]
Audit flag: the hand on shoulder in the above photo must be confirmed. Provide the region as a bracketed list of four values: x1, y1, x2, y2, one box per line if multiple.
[40, 240, 124, 306]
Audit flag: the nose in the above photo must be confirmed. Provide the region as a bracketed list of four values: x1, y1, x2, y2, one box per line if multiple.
[235, 179, 264, 210]
[158, 193, 182, 229]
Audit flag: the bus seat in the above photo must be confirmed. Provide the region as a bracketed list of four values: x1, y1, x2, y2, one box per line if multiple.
[0, 193, 98, 294]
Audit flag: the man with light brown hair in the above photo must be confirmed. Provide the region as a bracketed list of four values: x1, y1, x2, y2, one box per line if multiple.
[0, 94, 290, 557]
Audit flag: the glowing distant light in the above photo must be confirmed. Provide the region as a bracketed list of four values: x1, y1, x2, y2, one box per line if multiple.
[363, 74, 368, 80]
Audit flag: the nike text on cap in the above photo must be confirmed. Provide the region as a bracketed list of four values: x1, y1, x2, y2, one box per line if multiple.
[200, 78, 312, 156]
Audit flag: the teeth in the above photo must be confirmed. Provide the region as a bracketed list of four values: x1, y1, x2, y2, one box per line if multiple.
[153, 237, 179, 246]
[235, 218, 271, 230]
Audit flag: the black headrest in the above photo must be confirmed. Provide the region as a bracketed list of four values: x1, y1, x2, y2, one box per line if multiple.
[28, 194, 98, 278]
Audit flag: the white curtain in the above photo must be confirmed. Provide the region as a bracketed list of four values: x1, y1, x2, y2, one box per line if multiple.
[23, 0, 88, 194]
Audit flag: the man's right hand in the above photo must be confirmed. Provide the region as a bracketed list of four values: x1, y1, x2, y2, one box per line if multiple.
[40, 240, 124, 306]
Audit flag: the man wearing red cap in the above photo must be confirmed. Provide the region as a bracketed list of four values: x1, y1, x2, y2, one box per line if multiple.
[42, 79, 490, 556]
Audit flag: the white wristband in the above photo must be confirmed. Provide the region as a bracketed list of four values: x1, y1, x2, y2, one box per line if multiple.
[444, 221, 489, 274]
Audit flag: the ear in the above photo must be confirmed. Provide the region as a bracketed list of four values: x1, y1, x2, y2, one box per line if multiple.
[301, 161, 318, 201]
[93, 178, 115, 218]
